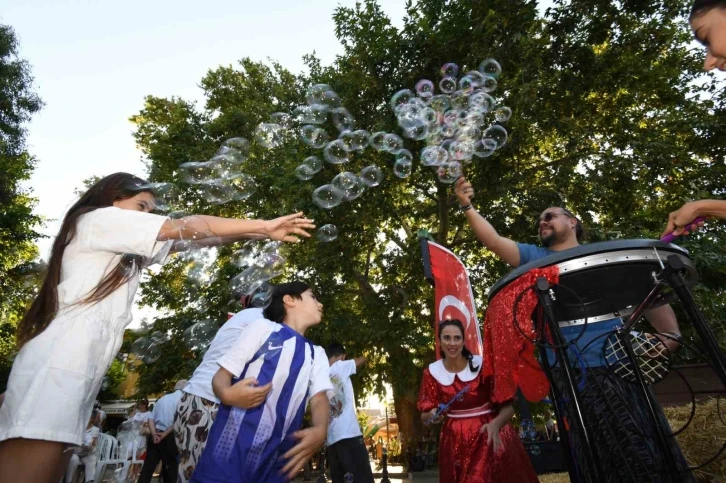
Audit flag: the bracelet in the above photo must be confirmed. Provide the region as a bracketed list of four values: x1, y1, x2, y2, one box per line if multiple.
[662, 332, 684, 344]
[460, 204, 473, 212]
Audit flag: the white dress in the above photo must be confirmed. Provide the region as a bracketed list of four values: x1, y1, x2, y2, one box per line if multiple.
[0, 207, 172, 445]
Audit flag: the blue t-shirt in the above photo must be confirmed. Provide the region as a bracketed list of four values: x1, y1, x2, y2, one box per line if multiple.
[517, 243, 622, 368]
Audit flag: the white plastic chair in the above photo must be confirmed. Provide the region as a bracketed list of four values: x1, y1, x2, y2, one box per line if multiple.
[94, 434, 143, 482]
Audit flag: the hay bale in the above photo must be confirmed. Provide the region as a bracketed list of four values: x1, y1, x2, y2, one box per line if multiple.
[663, 398, 726, 483]
[538, 473, 570, 483]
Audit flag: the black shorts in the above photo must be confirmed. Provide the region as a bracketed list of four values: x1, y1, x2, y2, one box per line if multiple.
[327, 436, 375, 483]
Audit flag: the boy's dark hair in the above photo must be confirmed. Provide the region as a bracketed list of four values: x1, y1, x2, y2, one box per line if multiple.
[325, 343, 346, 359]
[263, 281, 311, 323]
[690, 0, 726, 20]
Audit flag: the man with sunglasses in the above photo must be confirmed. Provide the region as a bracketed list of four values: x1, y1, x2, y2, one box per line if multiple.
[454, 177, 693, 483]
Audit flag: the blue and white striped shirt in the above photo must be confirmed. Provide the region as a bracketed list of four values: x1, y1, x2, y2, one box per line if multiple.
[191, 318, 332, 483]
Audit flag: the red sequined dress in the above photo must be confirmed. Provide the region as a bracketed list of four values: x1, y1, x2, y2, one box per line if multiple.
[417, 356, 539, 483]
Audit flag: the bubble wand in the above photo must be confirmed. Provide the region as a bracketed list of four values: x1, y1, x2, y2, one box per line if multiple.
[660, 217, 706, 243]
[424, 385, 471, 425]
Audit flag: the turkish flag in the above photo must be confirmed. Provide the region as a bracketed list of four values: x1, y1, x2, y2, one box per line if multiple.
[422, 239, 483, 359]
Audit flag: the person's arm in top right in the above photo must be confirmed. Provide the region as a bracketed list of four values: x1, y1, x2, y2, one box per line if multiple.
[455, 177, 521, 267]
[661, 199, 726, 238]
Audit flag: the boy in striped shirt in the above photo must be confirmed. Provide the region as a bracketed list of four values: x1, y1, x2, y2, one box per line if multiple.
[191, 281, 332, 483]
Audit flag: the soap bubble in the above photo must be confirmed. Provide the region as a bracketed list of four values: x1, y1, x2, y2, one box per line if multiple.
[396, 149, 413, 164]
[332, 172, 365, 201]
[227, 173, 256, 200]
[313, 184, 343, 209]
[479, 58, 502, 78]
[270, 113, 293, 128]
[317, 224, 339, 242]
[428, 95, 451, 112]
[437, 161, 463, 184]
[305, 84, 334, 105]
[382, 134, 404, 153]
[483, 125, 508, 148]
[351, 130, 370, 151]
[415, 79, 435, 98]
[254, 123, 285, 149]
[469, 91, 496, 112]
[230, 266, 268, 297]
[439, 76, 457, 94]
[370, 132, 388, 151]
[139, 182, 180, 212]
[474, 138, 498, 158]
[295, 165, 315, 181]
[393, 159, 412, 178]
[440, 63, 459, 78]
[338, 130, 356, 152]
[303, 156, 323, 174]
[360, 165, 383, 187]
[221, 137, 250, 155]
[179, 161, 214, 185]
[390, 89, 414, 113]
[323, 140, 350, 164]
[481, 76, 498, 93]
[494, 106, 512, 123]
[301, 125, 330, 149]
[332, 107, 355, 132]
[183, 319, 218, 352]
[421, 146, 448, 167]
[293, 105, 327, 125]
[248, 283, 273, 309]
[200, 181, 237, 205]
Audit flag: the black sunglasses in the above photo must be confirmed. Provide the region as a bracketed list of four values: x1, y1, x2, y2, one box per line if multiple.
[538, 212, 572, 223]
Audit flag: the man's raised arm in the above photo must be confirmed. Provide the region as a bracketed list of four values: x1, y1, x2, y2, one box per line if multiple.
[455, 177, 521, 267]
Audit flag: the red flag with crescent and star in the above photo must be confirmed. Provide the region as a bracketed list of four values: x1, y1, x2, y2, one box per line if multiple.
[421, 239, 483, 359]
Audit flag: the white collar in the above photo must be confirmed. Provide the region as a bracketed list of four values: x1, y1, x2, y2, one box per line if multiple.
[428, 355, 482, 386]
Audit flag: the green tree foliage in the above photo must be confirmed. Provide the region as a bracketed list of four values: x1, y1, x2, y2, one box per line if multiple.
[0, 24, 43, 390]
[128, 0, 726, 448]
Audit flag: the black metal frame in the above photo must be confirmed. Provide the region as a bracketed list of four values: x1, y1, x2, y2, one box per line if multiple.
[532, 254, 726, 482]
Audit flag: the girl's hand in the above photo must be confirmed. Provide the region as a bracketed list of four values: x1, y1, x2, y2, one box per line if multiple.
[263, 212, 315, 242]
[661, 201, 705, 239]
[479, 421, 503, 453]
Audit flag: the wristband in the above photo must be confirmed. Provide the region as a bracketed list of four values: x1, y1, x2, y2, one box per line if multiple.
[460, 204, 473, 212]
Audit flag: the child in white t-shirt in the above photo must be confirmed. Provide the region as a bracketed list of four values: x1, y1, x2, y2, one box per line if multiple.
[325, 343, 373, 483]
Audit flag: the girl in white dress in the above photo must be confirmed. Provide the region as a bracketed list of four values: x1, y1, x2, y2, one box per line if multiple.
[0, 172, 315, 483]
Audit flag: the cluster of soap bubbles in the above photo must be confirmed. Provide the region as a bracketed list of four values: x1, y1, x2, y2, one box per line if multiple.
[228, 240, 286, 307]
[130, 330, 171, 364]
[390, 59, 510, 184]
[249, 85, 387, 242]
[178, 137, 257, 205]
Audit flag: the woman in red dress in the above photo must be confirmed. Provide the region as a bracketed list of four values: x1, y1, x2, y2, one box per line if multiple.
[417, 319, 539, 483]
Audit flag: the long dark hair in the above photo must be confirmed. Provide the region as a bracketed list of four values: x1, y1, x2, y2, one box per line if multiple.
[438, 319, 479, 372]
[17, 173, 154, 347]
[690, 0, 726, 19]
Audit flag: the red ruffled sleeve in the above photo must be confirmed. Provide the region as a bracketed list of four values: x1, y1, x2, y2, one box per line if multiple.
[482, 266, 557, 404]
[417, 368, 440, 413]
